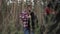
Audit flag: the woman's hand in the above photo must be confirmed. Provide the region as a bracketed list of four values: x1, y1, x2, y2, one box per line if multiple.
[28, 15, 31, 18]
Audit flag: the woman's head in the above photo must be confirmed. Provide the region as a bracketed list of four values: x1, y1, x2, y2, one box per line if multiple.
[27, 5, 32, 11]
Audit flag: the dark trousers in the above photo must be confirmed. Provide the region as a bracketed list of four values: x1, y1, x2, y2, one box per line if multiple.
[31, 20, 35, 34]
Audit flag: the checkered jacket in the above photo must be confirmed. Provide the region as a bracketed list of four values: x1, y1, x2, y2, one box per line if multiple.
[20, 10, 29, 28]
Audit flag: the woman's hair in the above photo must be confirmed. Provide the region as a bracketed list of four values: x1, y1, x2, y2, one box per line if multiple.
[47, 2, 52, 8]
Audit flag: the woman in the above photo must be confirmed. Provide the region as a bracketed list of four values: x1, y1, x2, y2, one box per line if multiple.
[20, 5, 31, 34]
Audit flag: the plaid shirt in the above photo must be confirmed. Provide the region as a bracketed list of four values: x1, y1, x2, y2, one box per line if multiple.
[20, 10, 29, 28]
